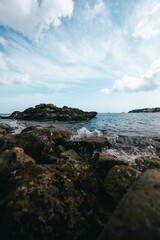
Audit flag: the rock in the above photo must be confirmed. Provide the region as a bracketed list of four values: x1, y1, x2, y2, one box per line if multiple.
[104, 165, 141, 202]
[60, 149, 81, 161]
[51, 129, 72, 146]
[0, 128, 53, 163]
[0, 147, 35, 173]
[92, 152, 128, 180]
[134, 155, 160, 171]
[98, 169, 160, 240]
[0, 123, 12, 136]
[0, 159, 114, 240]
[67, 137, 112, 157]
[1, 103, 97, 121]
[129, 107, 160, 113]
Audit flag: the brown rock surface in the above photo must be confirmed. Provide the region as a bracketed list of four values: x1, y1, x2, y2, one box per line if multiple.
[104, 165, 141, 202]
[92, 152, 128, 180]
[98, 169, 160, 240]
[134, 155, 160, 171]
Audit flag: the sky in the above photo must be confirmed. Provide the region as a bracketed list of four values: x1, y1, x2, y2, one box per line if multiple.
[0, 0, 160, 113]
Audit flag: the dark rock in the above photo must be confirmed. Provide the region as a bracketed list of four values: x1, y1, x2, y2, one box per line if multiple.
[67, 137, 112, 157]
[0, 123, 12, 136]
[134, 155, 160, 171]
[1, 103, 97, 121]
[0, 147, 35, 173]
[129, 107, 160, 113]
[60, 149, 82, 161]
[0, 128, 53, 163]
[0, 158, 114, 240]
[104, 165, 141, 202]
[98, 169, 160, 240]
[92, 152, 128, 180]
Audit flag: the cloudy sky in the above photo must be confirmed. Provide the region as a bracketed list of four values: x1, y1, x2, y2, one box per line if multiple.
[0, 0, 160, 113]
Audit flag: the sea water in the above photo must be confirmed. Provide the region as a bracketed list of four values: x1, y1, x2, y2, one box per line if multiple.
[1, 112, 160, 137]
[1, 113, 160, 160]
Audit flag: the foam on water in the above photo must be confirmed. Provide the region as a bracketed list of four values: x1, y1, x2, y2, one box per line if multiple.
[71, 127, 103, 140]
[9, 120, 26, 134]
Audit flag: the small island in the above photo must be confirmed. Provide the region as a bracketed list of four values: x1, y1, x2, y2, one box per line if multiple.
[0, 103, 97, 121]
[129, 107, 160, 113]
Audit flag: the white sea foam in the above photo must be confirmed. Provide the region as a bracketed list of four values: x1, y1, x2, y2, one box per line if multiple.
[9, 120, 26, 134]
[71, 127, 103, 140]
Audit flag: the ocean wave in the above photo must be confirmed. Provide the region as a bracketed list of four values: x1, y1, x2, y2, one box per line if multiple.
[71, 127, 103, 140]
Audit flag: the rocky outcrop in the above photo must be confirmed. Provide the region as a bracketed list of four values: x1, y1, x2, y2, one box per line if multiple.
[0, 125, 160, 240]
[92, 152, 128, 180]
[129, 107, 160, 113]
[0, 147, 114, 240]
[1, 103, 97, 121]
[98, 169, 160, 240]
[134, 155, 160, 171]
[104, 165, 141, 202]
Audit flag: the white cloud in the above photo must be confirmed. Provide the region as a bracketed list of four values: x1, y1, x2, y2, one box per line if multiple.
[101, 59, 160, 93]
[0, 53, 8, 70]
[86, 0, 105, 17]
[133, 1, 160, 40]
[0, 36, 8, 48]
[0, 74, 31, 86]
[0, 0, 74, 37]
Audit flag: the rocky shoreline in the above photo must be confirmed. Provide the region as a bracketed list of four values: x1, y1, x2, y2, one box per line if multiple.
[129, 107, 160, 113]
[0, 103, 97, 121]
[0, 123, 160, 240]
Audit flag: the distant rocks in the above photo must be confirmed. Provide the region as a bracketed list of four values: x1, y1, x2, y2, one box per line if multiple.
[129, 107, 160, 113]
[1, 103, 97, 121]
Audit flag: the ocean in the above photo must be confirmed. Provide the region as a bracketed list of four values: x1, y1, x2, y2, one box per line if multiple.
[1, 113, 160, 161]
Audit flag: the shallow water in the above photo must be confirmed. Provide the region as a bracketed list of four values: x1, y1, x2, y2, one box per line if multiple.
[1, 112, 160, 137]
[1, 113, 160, 160]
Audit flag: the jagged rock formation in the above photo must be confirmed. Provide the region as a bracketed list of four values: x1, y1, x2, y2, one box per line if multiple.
[1, 103, 97, 121]
[129, 107, 160, 113]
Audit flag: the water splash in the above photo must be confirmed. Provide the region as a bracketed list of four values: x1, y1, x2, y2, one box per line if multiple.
[71, 127, 103, 140]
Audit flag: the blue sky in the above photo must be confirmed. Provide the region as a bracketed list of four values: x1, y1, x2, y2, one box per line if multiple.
[0, 0, 160, 113]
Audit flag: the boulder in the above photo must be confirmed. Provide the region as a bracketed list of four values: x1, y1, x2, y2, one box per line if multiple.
[104, 165, 141, 202]
[98, 169, 160, 240]
[0, 128, 53, 163]
[134, 155, 160, 171]
[0, 158, 114, 240]
[0, 147, 35, 173]
[1, 103, 97, 121]
[67, 137, 112, 157]
[0, 123, 12, 136]
[92, 152, 128, 180]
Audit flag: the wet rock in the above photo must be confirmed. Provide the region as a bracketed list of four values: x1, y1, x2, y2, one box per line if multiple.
[98, 169, 160, 240]
[60, 149, 82, 161]
[134, 155, 160, 171]
[0, 147, 35, 173]
[0, 128, 53, 163]
[92, 152, 128, 181]
[0, 123, 12, 136]
[0, 159, 114, 240]
[104, 165, 141, 202]
[1, 103, 97, 121]
[52, 129, 72, 146]
[67, 137, 112, 157]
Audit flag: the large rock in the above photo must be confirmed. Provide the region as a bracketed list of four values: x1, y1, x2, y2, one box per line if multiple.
[1, 103, 97, 121]
[98, 169, 160, 240]
[0, 147, 35, 173]
[92, 152, 128, 180]
[0, 127, 53, 163]
[134, 155, 160, 171]
[67, 137, 112, 157]
[104, 165, 141, 202]
[0, 155, 114, 240]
